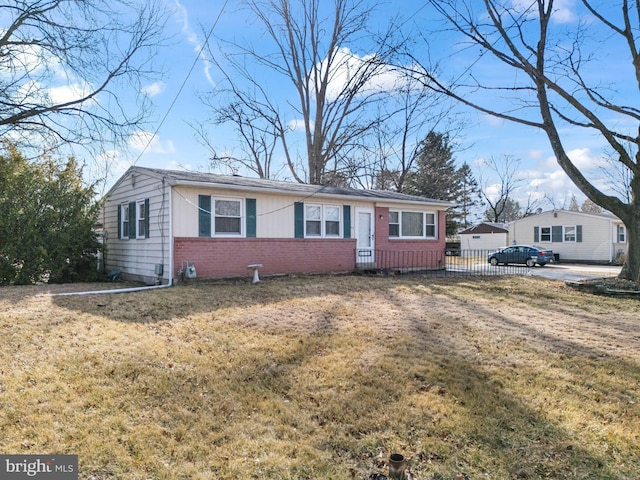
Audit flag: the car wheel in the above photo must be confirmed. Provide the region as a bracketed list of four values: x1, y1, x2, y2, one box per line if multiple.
[489, 257, 499, 266]
[526, 258, 535, 267]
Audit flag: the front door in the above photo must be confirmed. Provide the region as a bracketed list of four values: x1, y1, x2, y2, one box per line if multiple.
[355, 208, 375, 267]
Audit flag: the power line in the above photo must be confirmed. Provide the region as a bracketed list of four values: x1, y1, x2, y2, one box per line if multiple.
[132, 0, 230, 164]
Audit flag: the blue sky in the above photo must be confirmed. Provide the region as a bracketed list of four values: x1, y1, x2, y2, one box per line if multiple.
[94, 0, 633, 219]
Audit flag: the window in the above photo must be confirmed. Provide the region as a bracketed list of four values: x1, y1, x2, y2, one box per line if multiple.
[199, 195, 255, 237]
[119, 199, 149, 240]
[425, 213, 436, 237]
[535, 224, 582, 243]
[564, 225, 576, 242]
[540, 227, 551, 242]
[389, 210, 437, 239]
[325, 206, 341, 236]
[137, 200, 147, 239]
[402, 212, 423, 237]
[305, 204, 341, 237]
[305, 205, 322, 236]
[120, 203, 130, 239]
[214, 198, 242, 235]
[389, 211, 399, 237]
[618, 225, 626, 243]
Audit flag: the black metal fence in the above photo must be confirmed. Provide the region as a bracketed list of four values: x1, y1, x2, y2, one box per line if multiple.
[355, 249, 536, 277]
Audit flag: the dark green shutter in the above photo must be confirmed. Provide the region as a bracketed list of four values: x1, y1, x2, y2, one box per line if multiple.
[144, 198, 150, 238]
[198, 195, 211, 237]
[128, 201, 136, 239]
[552, 225, 562, 242]
[117, 204, 122, 239]
[533, 226, 539, 243]
[343, 205, 351, 239]
[246, 198, 256, 238]
[576, 225, 582, 243]
[294, 202, 304, 238]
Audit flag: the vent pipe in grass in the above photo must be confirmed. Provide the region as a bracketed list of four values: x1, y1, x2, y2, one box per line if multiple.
[388, 453, 407, 479]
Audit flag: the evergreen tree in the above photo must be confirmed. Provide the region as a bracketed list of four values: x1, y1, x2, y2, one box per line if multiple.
[404, 131, 480, 235]
[455, 162, 482, 230]
[0, 143, 102, 285]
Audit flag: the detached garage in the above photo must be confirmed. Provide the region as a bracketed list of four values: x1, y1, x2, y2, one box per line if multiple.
[458, 222, 508, 252]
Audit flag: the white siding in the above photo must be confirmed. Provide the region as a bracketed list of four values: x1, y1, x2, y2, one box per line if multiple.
[101, 171, 170, 283]
[172, 186, 374, 239]
[509, 211, 616, 262]
[459, 232, 507, 251]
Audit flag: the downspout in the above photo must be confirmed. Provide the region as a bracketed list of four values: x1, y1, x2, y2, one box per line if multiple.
[168, 177, 174, 286]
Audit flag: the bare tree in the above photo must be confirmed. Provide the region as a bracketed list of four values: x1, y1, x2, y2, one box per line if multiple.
[204, 0, 405, 185]
[410, 1, 640, 280]
[355, 74, 463, 192]
[478, 155, 523, 223]
[192, 102, 281, 179]
[0, 0, 167, 155]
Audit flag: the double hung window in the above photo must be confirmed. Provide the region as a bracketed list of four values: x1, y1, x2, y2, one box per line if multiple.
[304, 204, 341, 237]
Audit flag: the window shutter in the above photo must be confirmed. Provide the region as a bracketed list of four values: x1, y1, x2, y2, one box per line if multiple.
[144, 198, 150, 238]
[552, 225, 563, 242]
[128, 201, 136, 239]
[117, 204, 122, 239]
[343, 205, 351, 239]
[576, 225, 582, 243]
[246, 198, 256, 238]
[198, 195, 211, 237]
[294, 202, 304, 238]
[533, 226, 539, 243]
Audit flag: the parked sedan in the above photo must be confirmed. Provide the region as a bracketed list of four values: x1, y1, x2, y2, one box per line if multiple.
[487, 245, 554, 267]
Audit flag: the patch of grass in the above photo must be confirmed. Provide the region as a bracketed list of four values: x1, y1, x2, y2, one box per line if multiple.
[1, 275, 639, 479]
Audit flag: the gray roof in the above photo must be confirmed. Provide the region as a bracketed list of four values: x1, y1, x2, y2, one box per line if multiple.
[129, 166, 453, 206]
[459, 222, 509, 235]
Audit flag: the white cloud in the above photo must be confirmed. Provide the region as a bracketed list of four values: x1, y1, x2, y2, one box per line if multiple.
[288, 118, 307, 132]
[539, 147, 603, 172]
[129, 130, 176, 154]
[173, 0, 215, 87]
[509, 0, 576, 24]
[320, 48, 403, 101]
[48, 82, 93, 104]
[142, 81, 166, 97]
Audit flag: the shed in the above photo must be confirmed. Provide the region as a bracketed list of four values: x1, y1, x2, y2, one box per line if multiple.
[458, 222, 509, 252]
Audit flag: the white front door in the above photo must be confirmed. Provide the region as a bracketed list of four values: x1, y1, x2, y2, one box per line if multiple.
[355, 208, 375, 266]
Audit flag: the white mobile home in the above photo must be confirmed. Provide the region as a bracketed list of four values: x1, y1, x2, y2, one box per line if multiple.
[508, 210, 627, 263]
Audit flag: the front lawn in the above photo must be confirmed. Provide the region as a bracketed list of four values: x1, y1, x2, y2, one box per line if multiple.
[1, 275, 638, 479]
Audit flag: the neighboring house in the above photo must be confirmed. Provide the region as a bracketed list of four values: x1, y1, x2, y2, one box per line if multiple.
[508, 209, 627, 263]
[458, 222, 509, 252]
[100, 167, 453, 284]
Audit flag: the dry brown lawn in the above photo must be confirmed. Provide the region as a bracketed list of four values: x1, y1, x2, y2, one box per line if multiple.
[0, 275, 639, 479]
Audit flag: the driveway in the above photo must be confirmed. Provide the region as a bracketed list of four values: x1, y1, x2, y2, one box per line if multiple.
[528, 263, 621, 282]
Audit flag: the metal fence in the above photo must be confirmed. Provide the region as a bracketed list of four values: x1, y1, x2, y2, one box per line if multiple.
[355, 249, 536, 277]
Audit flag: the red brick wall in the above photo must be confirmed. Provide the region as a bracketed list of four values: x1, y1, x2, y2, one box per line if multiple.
[373, 207, 446, 269]
[173, 237, 357, 279]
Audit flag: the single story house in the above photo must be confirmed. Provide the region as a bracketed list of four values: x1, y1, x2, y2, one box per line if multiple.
[508, 209, 627, 263]
[458, 222, 509, 252]
[100, 167, 453, 284]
